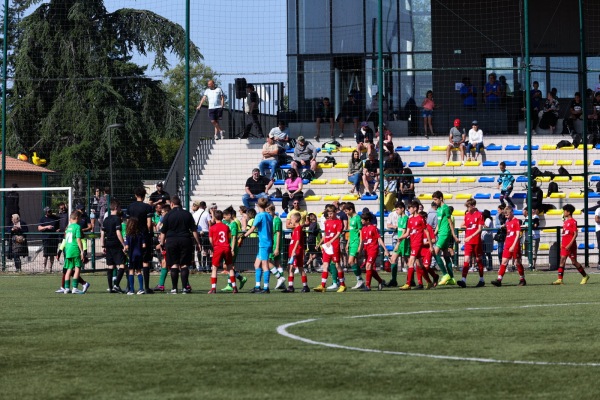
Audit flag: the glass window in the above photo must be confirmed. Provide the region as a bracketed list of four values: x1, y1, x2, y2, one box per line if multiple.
[332, 0, 364, 54]
[550, 57, 578, 99]
[288, 57, 298, 112]
[303, 60, 332, 119]
[586, 57, 600, 94]
[298, 0, 330, 54]
[486, 58, 515, 95]
[288, 0, 297, 54]
[366, 0, 399, 54]
[530, 57, 547, 95]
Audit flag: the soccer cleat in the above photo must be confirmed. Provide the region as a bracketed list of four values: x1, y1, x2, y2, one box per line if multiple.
[71, 288, 84, 294]
[351, 280, 365, 289]
[301, 286, 310, 293]
[552, 279, 564, 285]
[336, 285, 347, 293]
[220, 285, 234, 292]
[377, 281, 385, 291]
[250, 287, 261, 293]
[153, 285, 165, 292]
[63, 289, 71, 294]
[490, 279, 502, 287]
[232, 287, 239, 293]
[518, 279, 527, 286]
[239, 276, 248, 290]
[137, 290, 146, 295]
[456, 280, 467, 288]
[432, 275, 439, 287]
[361, 286, 371, 291]
[207, 288, 216, 294]
[259, 288, 270, 294]
[146, 288, 154, 294]
[414, 284, 424, 290]
[55, 287, 65, 293]
[113, 285, 124, 293]
[82, 282, 91, 293]
[425, 282, 433, 290]
[581, 275, 590, 285]
[327, 283, 339, 290]
[446, 278, 457, 286]
[313, 285, 326, 292]
[387, 280, 398, 287]
[181, 287, 191, 294]
[438, 274, 451, 285]
[126, 291, 135, 295]
[275, 277, 286, 290]
[399, 283, 411, 290]
[475, 281, 485, 288]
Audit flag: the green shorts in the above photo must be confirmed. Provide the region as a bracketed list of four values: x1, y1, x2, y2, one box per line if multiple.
[395, 239, 410, 257]
[348, 239, 360, 257]
[64, 257, 82, 270]
[436, 232, 451, 249]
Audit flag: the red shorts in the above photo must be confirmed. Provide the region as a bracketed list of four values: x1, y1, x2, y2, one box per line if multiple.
[322, 247, 340, 264]
[560, 244, 577, 259]
[364, 248, 378, 265]
[290, 252, 304, 268]
[419, 247, 432, 267]
[502, 244, 521, 260]
[212, 247, 232, 267]
[410, 244, 423, 258]
[464, 242, 482, 258]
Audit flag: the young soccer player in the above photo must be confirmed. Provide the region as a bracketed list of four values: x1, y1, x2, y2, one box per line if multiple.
[243, 198, 274, 293]
[220, 207, 248, 291]
[553, 204, 589, 285]
[357, 212, 389, 291]
[267, 204, 286, 289]
[491, 206, 526, 287]
[101, 200, 126, 293]
[282, 213, 309, 292]
[124, 216, 146, 295]
[420, 211, 439, 286]
[62, 211, 85, 294]
[389, 202, 409, 287]
[432, 191, 460, 285]
[398, 203, 431, 290]
[343, 202, 365, 289]
[458, 198, 485, 288]
[208, 210, 237, 293]
[153, 204, 171, 292]
[314, 205, 346, 292]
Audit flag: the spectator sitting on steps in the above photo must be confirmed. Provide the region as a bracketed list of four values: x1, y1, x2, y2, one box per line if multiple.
[446, 118, 466, 163]
[258, 133, 280, 179]
[242, 168, 273, 209]
[291, 136, 317, 178]
[466, 120, 484, 161]
[362, 152, 380, 197]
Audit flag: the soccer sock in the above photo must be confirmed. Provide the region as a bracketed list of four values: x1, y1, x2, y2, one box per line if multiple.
[320, 271, 329, 286]
[61, 269, 67, 287]
[426, 267, 439, 281]
[557, 267, 564, 279]
[516, 264, 525, 280]
[444, 255, 453, 271]
[277, 266, 284, 275]
[263, 269, 271, 289]
[406, 267, 414, 284]
[415, 267, 423, 285]
[301, 275, 308, 286]
[366, 269, 372, 287]
[337, 271, 345, 286]
[288, 274, 294, 287]
[158, 268, 168, 286]
[229, 274, 237, 288]
[421, 268, 432, 283]
[142, 267, 150, 291]
[128, 274, 134, 291]
[235, 271, 244, 282]
[434, 254, 448, 275]
[351, 264, 362, 280]
[107, 269, 113, 289]
[575, 264, 586, 276]
[181, 267, 190, 288]
[477, 259, 485, 277]
[372, 269, 382, 283]
[211, 277, 217, 289]
[115, 268, 125, 286]
[255, 269, 263, 288]
[269, 267, 281, 278]
[137, 274, 144, 291]
[170, 268, 180, 290]
[498, 264, 507, 280]
[64, 279, 70, 289]
[329, 263, 338, 284]
[71, 278, 78, 289]
[391, 264, 398, 282]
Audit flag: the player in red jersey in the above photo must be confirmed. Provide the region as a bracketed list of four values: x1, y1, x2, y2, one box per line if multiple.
[553, 204, 589, 285]
[282, 213, 310, 292]
[357, 212, 389, 291]
[314, 206, 346, 292]
[458, 198, 486, 288]
[417, 211, 437, 288]
[208, 210, 236, 293]
[491, 206, 525, 287]
[398, 202, 431, 290]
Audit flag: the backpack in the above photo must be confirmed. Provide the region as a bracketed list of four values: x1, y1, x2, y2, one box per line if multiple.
[572, 133, 582, 148]
[530, 166, 542, 178]
[596, 180, 600, 193]
[556, 140, 572, 148]
[557, 166, 571, 180]
[323, 139, 342, 148]
[547, 181, 559, 197]
[301, 169, 316, 181]
[272, 188, 283, 198]
[320, 156, 336, 165]
[272, 168, 287, 181]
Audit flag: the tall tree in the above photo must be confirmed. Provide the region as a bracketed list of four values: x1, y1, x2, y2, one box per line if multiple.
[8, 0, 202, 178]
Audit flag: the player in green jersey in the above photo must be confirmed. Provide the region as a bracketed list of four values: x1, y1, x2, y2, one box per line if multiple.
[432, 191, 460, 285]
[343, 202, 364, 289]
[62, 211, 85, 294]
[220, 207, 248, 291]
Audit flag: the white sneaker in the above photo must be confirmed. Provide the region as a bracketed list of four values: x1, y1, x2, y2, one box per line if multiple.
[82, 282, 90, 293]
[170, 289, 178, 294]
[338, 132, 344, 139]
[401, 267, 408, 272]
[137, 289, 146, 295]
[275, 277, 286, 290]
[214, 134, 220, 140]
[55, 287, 65, 293]
[351, 280, 365, 289]
[327, 283, 339, 290]
[127, 291, 135, 295]
[71, 288, 84, 294]
[220, 130, 225, 140]
[469, 267, 477, 272]
[63, 289, 71, 294]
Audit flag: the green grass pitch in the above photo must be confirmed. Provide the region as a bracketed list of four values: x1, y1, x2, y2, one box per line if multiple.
[0, 271, 598, 400]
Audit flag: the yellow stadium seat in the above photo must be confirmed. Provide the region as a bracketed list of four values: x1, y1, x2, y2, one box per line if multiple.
[558, 146, 575, 150]
[572, 176, 584, 182]
[553, 176, 569, 182]
[334, 163, 348, 168]
[464, 160, 481, 167]
[452, 210, 466, 216]
[455, 193, 472, 199]
[441, 177, 458, 183]
[556, 160, 572, 166]
[342, 194, 359, 201]
[444, 194, 453, 199]
[318, 163, 333, 168]
[422, 177, 439, 183]
[329, 179, 348, 184]
[537, 160, 554, 166]
[549, 192, 566, 198]
[418, 193, 433, 200]
[445, 161, 462, 167]
[317, 212, 323, 218]
[536, 176, 551, 182]
[304, 195, 322, 201]
[432, 145, 447, 151]
[310, 179, 327, 184]
[545, 209, 563, 215]
[577, 145, 593, 150]
[569, 192, 584, 198]
[539, 243, 550, 251]
[542, 144, 557, 150]
[340, 147, 355, 152]
[542, 228, 558, 232]
[575, 160, 590, 166]
[460, 177, 476, 183]
[574, 209, 582, 215]
[427, 161, 444, 167]
[324, 195, 340, 201]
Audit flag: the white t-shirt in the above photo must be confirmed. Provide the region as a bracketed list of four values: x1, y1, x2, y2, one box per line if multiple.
[204, 88, 224, 109]
[595, 208, 600, 231]
[468, 129, 483, 143]
[269, 127, 289, 148]
[197, 209, 211, 232]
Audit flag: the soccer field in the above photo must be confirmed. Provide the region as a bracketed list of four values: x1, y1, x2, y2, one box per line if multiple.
[1, 272, 599, 400]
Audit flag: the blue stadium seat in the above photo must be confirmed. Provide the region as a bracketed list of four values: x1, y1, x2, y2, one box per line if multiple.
[414, 146, 430, 151]
[479, 177, 495, 183]
[590, 192, 600, 198]
[591, 176, 600, 181]
[491, 210, 497, 216]
[409, 161, 425, 167]
[486, 144, 502, 151]
[493, 193, 500, 199]
[483, 161, 499, 167]
[279, 164, 292, 169]
[285, 148, 295, 153]
[280, 211, 288, 218]
[581, 226, 596, 232]
[516, 176, 528, 182]
[414, 177, 421, 183]
[302, 179, 310, 184]
[523, 145, 539, 150]
[514, 210, 523, 215]
[520, 160, 536, 166]
[503, 160, 517, 166]
[578, 243, 595, 249]
[270, 197, 282, 202]
[505, 145, 521, 151]
[493, 244, 498, 251]
[474, 193, 491, 199]
[361, 194, 378, 200]
[375, 211, 390, 217]
[512, 193, 527, 199]
[396, 146, 411, 151]
[386, 245, 394, 251]
[274, 180, 285, 185]
[593, 160, 600, 166]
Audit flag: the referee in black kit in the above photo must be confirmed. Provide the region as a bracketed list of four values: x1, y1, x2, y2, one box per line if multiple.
[159, 195, 202, 294]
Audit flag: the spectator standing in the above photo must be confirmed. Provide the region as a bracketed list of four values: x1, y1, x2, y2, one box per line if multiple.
[196, 79, 226, 140]
[38, 206, 60, 273]
[538, 91, 560, 133]
[529, 180, 544, 211]
[268, 121, 291, 149]
[421, 90, 435, 138]
[483, 72, 500, 109]
[337, 93, 361, 138]
[314, 97, 335, 141]
[97, 187, 110, 229]
[243, 84, 264, 138]
[460, 77, 477, 109]
[8, 214, 28, 272]
[258, 133, 280, 179]
[497, 161, 516, 208]
[367, 92, 388, 124]
[148, 182, 170, 207]
[446, 118, 466, 162]
[347, 150, 363, 194]
[498, 75, 510, 106]
[466, 120, 484, 161]
[291, 136, 317, 177]
[242, 168, 273, 209]
[529, 81, 543, 134]
[57, 202, 69, 232]
[282, 169, 303, 213]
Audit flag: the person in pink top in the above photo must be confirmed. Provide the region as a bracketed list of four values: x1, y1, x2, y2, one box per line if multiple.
[282, 168, 304, 213]
[421, 90, 435, 138]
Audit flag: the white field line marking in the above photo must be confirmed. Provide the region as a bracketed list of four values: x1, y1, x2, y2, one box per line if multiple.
[276, 302, 600, 367]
